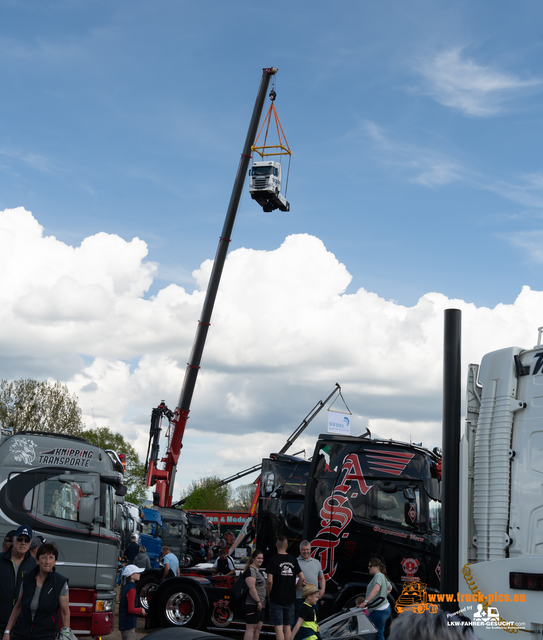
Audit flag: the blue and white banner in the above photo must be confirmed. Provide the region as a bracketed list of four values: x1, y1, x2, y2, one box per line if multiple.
[327, 411, 351, 435]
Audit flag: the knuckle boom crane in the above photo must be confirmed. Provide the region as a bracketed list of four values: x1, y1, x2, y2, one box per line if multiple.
[144, 67, 280, 508]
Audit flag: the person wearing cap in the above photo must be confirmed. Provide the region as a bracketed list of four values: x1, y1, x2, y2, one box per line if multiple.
[290, 583, 320, 640]
[119, 565, 146, 640]
[0, 525, 37, 635]
[3, 541, 70, 640]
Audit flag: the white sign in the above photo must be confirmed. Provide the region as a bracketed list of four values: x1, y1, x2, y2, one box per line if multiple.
[328, 411, 351, 435]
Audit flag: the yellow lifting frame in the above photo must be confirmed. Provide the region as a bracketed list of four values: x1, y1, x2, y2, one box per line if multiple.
[252, 102, 292, 159]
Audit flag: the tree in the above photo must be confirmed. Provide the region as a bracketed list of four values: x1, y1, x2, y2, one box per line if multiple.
[0, 379, 84, 436]
[81, 426, 147, 504]
[181, 476, 232, 510]
[231, 483, 257, 511]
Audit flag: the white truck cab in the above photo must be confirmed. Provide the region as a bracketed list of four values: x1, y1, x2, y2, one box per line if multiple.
[249, 161, 290, 212]
[458, 334, 543, 635]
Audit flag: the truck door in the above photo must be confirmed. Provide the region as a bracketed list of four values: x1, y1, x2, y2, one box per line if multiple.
[95, 482, 119, 590]
[34, 471, 101, 589]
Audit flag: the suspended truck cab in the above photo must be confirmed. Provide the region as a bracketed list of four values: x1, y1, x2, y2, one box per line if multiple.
[249, 161, 290, 212]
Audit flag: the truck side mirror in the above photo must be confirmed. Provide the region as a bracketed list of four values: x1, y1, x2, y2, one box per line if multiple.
[79, 496, 95, 525]
[80, 483, 94, 496]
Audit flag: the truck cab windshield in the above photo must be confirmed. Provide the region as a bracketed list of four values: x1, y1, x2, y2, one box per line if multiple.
[250, 166, 276, 176]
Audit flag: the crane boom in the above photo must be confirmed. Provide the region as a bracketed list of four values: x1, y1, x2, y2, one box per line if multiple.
[146, 67, 279, 507]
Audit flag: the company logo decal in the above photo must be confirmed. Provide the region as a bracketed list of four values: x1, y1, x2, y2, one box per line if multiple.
[364, 450, 415, 476]
[39, 447, 94, 468]
[9, 437, 37, 465]
[401, 557, 420, 581]
[211, 599, 233, 627]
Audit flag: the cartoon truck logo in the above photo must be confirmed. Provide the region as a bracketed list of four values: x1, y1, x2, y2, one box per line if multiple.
[395, 581, 439, 614]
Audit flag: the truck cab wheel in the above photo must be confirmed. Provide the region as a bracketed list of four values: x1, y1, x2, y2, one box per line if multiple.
[157, 582, 207, 629]
[181, 553, 194, 568]
[137, 573, 160, 611]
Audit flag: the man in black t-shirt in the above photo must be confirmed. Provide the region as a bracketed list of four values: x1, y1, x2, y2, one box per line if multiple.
[266, 536, 305, 640]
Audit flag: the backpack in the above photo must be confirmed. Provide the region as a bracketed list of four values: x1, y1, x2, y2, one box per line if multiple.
[232, 570, 249, 601]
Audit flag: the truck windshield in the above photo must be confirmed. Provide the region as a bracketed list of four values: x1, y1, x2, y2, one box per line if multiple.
[142, 522, 157, 536]
[250, 166, 274, 176]
[376, 485, 420, 528]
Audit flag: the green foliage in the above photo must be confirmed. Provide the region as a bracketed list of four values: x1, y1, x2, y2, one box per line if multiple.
[81, 426, 147, 504]
[0, 379, 84, 436]
[182, 475, 232, 510]
[231, 483, 257, 511]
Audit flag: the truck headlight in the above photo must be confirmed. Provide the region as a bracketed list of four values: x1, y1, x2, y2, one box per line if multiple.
[95, 600, 114, 612]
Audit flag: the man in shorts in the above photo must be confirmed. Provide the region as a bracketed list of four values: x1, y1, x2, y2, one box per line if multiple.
[266, 536, 305, 640]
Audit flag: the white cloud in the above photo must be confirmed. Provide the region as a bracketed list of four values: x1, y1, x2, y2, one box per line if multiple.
[413, 48, 541, 116]
[2, 208, 543, 498]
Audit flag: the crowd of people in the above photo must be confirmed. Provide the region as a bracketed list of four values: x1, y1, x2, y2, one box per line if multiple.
[237, 537, 480, 640]
[0, 525, 481, 640]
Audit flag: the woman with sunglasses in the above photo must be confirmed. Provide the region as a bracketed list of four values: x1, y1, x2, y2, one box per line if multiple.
[359, 558, 391, 640]
[3, 542, 71, 640]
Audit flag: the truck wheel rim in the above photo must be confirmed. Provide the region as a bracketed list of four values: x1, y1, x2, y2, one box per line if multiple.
[165, 592, 195, 625]
[140, 583, 157, 610]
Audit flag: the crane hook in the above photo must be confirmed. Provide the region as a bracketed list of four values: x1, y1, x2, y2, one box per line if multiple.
[269, 89, 276, 102]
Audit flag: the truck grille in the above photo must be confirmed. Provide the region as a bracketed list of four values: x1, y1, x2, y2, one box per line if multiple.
[252, 178, 269, 189]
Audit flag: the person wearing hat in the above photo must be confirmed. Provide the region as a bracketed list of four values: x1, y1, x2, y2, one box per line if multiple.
[0, 525, 36, 635]
[290, 583, 320, 640]
[119, 565, 146, 640]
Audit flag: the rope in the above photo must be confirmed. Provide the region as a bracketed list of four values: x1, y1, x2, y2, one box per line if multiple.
[328, 390, 352, 415]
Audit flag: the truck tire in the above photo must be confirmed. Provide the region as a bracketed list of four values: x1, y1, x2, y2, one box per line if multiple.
[182, 553, 195, 568]
[137, 572, 160, 611]
[157, 582, 207, 629]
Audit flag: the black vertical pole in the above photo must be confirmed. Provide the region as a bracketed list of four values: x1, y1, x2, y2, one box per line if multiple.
[441, 308, 461, 611]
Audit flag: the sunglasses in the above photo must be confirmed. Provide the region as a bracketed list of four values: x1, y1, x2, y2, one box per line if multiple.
[16, 537, 31, 543]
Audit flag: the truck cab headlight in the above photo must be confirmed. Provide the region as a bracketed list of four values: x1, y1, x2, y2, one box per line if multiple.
[95, 600, 114, 612]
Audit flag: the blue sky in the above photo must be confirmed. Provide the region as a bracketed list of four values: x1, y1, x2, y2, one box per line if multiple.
[2, 0, 543, 495]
